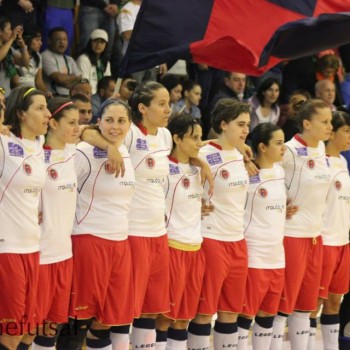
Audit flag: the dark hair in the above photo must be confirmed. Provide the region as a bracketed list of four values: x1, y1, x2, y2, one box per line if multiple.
[24, 28, 42, 68]
[160, 75, 182, 93]
[181, 79, 200, 98]
[97, 99, 131, 120]
[167, 114, 201, 149]
[48, 27, 67, 38]
[0, 16, 10, 31]
[296, 99, 330, 132]
[129, 81, 166, 123]
[97, 76, 116, 93]
[331, 111, 350, 132]
[318, 54, 340, 72]
[4, 86, 45, 137]
[47, 97, 77, 122]
[83, 38, 108, 70]
[71, 94, 91, 104]
[249, 123, 282, 155]
[211, 98, 250, 134]
[256, 77, 280, 106]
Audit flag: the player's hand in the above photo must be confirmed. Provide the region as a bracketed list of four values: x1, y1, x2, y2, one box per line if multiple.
[201, 199, 214, 219]
[286, 200, 298, 219]
[245, 160, 259, 176]
[0, 124, 11, 136]
[107, 144, 125, 177]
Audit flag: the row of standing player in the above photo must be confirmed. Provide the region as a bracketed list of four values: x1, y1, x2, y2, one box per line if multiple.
[0, 83, 349, 350]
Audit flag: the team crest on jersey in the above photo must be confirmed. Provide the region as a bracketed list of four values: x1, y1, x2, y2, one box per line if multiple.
[136, 138, 148, 151]
[335, 180, 342, 191]
[145, 156, 155, 169]
[93, 147, 108, 158]
[307, 159, 315, 169]
[104, 163, 115, 174]
[220, 169, 229, 179]
[206, 152, 223, 166]
[182, 177, 190, 189]
[23, 163, 32, 175]
[169, 163, 180, 175]
[8, 142, 24, 157]
[296, 147, 308, 156]
[48, 168, 58, 180]
[258, 188, 268, 198]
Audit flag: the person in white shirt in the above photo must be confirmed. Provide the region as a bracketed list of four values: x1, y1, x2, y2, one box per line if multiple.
[155, 115, 205, 350]
[308, 111, 350, 350]
[76, 29, 111, 95]
[188, 99, 250, 350]
[237, 123, 288, 350]
[270, 99, 333, 350]
[0, 86, 50, 350]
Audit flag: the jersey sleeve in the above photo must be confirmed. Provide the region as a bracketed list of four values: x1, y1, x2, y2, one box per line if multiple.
[0, 136, 5, 176]
[124, 127, 134, 152]
[75, 147, 91, 192]
[282, 145, 295, 190]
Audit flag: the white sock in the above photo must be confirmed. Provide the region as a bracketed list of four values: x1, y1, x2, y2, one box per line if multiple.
[110, 332, 130, 350]
[131, 319, 156, 350]
[187, 322, 211, 350]
[252, 321, 273, 350]
[237, 327, 249, 350]
[166, 338, 187, 350]
[213, 321, 238, 349]
[307, 318, 317, 350]
[288, 312, 311, 350]
[321, 314, 340, 350]
[31, 344, 55, 350]
[270, 314, 287, 350]
[87, 345, 112, 350]
[155, 341, 167, 350]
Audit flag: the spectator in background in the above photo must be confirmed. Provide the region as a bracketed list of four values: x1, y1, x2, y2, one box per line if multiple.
[118, 76, 137, 104]
[76, 29, 111, 95]
[92, 76, 116, 121]
[42, 27, 81, 97]
[70, 78, 93, 100]
[160, 74, 183, 111]
[71, 93, 93, 125]
[315, 79, 337, 111]
[173, 79, 202, 119]
[249, 77, 280, 131]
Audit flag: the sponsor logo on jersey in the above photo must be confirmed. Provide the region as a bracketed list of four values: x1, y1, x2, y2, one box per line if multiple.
[23, 163, 32, 175]
[206, 152, 222, 166]
[182, 177, 190, 189]
[93, 147, 108, 158]
[145, 156, 155, 169]
[8, 142, 24, 157]
[136, 138, 148, 151]
[249, 174, 261, 184]
[335, 180, 342, 190]
[105, 163, 115, 174]
[58, 183, 76, 192]
[296, 147, 308, 156]
[258, 188, 268, 198]
[44, 149, 51, 163]
[169, 163, 180, 175]
[220, 168, 229, 179]
[307, 159, 315, 169]
[48, 168, 58, 180]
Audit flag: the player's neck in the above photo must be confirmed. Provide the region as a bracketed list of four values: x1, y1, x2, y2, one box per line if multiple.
[254, 155, 274, 169]
[45, 134, 65, 150]
[326, 142, 340, 157]
[170, 149, 190, 164]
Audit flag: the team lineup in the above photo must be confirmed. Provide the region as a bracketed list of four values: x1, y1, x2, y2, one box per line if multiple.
[0, 82, 349, 350]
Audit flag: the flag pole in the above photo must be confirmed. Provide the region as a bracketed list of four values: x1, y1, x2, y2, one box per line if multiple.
[114, 77, 122, 96]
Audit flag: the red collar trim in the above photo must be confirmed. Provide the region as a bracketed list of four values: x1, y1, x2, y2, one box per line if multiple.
[136, 123, 148, 136]
[294, 134, 308, 147]
[168, 155, 179, 163]
[208, 141, 222, 150]
[43, 145, 52, 150]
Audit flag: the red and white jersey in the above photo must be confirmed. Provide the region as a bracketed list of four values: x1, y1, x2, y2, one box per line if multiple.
[165, 157, 203, 244]
[39, 144, 77, 264]
[244, 165, 286, 268]
[73, 142, 135, 241]
[0, 134, 45, 253]
[200, 142, 249, 242]
[125, 123, 171, 237]
[322, 155, 350, 246]
[283, 135, 331, 238]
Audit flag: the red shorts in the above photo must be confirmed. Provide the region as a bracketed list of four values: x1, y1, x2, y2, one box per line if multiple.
[69, 235, 134, 326]
[0, 252, 39, 336]
[35, 258, 73, 325]
[242, 268, 284, 317]
[197, 238, 248, 315]
[129, 235, 170, 317]
[278, 236, 323, 314]
[164, 247, 205, 321]
[319, 244, 350, 299]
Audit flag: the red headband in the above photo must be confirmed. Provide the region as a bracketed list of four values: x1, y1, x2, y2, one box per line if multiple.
[51, 101, 74, 118]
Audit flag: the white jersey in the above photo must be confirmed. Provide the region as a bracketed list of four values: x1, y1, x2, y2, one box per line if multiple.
[125, 123, 172, 237]
[200, 142, 249, 242]
[0, 134, 45, 253]
[244, 165, 286, 268]
[283, 135, 331, 238]
[73, 142, 135, 241]
[39, 144, 77, 264]
[165, 157, 203, 244]
[322, 155, 350, 246]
